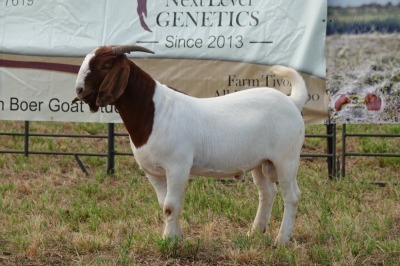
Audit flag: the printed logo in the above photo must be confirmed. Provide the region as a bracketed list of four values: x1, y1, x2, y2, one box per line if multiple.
[137, 0, 152, 32]
[334, 93, 382, 112]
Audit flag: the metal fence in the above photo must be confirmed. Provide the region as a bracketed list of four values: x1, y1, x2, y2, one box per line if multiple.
[1, 122, 399, 179]
[341, 124, 400, 179]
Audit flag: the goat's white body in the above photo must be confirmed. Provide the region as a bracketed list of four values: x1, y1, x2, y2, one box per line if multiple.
[130, 67, 305, 245]
[132, 82, 304, 179]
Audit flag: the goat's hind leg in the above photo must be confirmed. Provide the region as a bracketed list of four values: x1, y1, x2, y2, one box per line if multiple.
[249, 162, 277, 235]
[275, 160, 301, 245]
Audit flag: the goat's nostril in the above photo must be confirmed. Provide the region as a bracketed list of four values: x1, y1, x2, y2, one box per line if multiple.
[76, 87, 84, 95]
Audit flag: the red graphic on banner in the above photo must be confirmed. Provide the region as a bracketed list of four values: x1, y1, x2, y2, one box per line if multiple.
[334, 93, 382, 112]
[137, 0, 152, 32]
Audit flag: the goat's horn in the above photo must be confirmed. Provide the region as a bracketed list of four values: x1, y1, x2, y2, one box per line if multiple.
[112, 45, 154, 55]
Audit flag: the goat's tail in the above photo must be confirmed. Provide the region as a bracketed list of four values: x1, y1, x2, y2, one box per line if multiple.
[269, 65, 308, 111]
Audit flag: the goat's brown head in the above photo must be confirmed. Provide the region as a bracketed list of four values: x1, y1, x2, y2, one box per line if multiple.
[73, 45, 154, 112]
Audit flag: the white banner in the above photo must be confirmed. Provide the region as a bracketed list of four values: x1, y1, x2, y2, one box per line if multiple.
[0, 0, 327, 123]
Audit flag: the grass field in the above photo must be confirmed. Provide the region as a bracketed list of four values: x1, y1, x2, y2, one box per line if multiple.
[328, 4, 400, 34]
[0, 121, 399, 265]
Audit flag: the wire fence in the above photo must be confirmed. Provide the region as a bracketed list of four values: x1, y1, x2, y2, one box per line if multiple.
[341, 124, 400, 179]
[1, 122, 399, 180]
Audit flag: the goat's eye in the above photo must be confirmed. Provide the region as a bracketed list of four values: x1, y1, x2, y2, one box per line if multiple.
[101, 66, 112, 71]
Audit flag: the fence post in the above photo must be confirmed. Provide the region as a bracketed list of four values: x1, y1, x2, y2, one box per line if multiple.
[326, 123, 337, 179]
[107, 123, 115, 174]
[24, 121, 30, 157]
[341, 124, 347, 177]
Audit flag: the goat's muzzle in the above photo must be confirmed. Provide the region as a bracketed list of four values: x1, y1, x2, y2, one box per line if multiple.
[72, 94, 99, 113]
[72, 97, 80, 104]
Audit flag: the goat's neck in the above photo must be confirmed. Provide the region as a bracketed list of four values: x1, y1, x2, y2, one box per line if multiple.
[114, 62, 156, 149]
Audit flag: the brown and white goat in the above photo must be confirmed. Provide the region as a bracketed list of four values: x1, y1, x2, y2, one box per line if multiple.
[73, 45, 307, 245]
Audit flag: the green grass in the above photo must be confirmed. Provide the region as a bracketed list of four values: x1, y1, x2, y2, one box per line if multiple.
[0, 121, 399, 265]
[329, 5, 400, 23]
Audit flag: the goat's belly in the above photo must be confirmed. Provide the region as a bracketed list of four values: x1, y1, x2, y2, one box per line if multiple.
[190, 168, 244, 178]
[190, 159, 261, 178]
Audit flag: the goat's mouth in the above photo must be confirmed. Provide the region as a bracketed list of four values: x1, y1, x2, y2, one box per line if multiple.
[72, 93, 99, 113]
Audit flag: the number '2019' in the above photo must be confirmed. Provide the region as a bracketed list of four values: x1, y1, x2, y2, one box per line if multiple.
[6, 0, 34, 6]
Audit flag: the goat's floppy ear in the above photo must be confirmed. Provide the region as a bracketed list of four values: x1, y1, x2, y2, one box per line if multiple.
[96, 60, 130, 107]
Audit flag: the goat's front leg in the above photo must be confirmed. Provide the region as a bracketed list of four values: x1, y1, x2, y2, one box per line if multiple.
[147, 174, 167, 209]
[162, 168, 190, 240]
[147, 175, 167, 209]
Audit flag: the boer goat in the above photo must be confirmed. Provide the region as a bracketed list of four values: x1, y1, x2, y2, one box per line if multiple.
[73, 45, 307, 245]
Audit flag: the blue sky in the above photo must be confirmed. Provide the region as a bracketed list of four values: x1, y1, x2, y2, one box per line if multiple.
[329, 0, 400, 6]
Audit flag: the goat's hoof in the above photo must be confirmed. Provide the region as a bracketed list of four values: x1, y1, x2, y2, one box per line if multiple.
[274, 234, 291, 247]
[161, 235, 183, 249]
[162, 230, 183, 242]
[247, 226, 266, 237]
[163, 233, 183, 241]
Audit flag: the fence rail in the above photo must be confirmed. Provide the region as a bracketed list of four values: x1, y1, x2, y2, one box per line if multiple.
[1, 122, 399, 180]
[341, 124, 400, 177]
